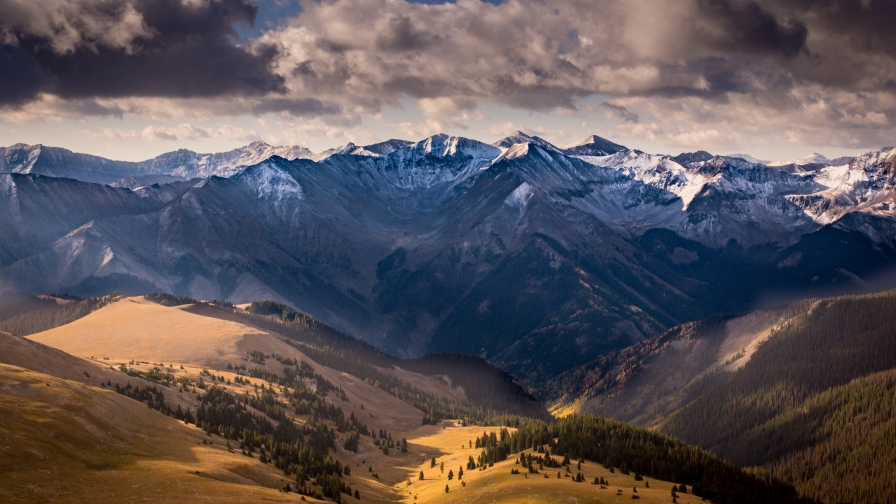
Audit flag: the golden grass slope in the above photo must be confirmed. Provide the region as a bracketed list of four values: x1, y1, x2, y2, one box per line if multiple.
[28, 296, 425, 431]
[0, 363, 317, 503]
[27, 296, 266, 366]
[394, 424, 697, 504]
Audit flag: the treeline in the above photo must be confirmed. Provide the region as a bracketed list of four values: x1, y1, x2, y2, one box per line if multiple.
[0, 294, 119, 336]
[240, 300, 551, 423]
[145, 292, 233, 308]
[485, 414, 813, 504]
[193, 384, 352, 501]
[658, 290, 896, 504]
[111, 349, 363, 502]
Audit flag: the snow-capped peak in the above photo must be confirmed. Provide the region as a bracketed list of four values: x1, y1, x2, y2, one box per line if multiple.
[671, 151, 715, 167]
[562, 135, 627, 156]
[493, 131, 560, 152]
[359, 139, 414, 156]
[311, 142, 358, 161]
[237, 160, 303, 203]
[725, 153, 770, 165]
[409, 134, 501, 160]
[769, 153, 832, 167]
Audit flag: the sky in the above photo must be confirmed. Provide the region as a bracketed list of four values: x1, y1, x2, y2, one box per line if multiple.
[1, 0, 895, 162]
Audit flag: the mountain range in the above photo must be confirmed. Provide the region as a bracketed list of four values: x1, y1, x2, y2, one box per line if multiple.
[1, 133, 895, 389]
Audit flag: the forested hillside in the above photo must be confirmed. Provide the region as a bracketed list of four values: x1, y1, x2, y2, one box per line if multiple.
[238, 299, 552, 423]
[483, 414, 813, 504]
[653, 291, 896, 503]
[741, 369, 896, 503]
[0, 295, 118, 336]
[662, 290, 896, 454]
[542, 289, 896, 503]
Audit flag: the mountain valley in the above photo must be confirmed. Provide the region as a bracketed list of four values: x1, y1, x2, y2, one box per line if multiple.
[1, 133, 895, 503]
[0, 293, 812, 503]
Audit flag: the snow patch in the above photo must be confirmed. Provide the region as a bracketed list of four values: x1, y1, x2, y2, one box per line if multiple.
[241, 162, 303, 203]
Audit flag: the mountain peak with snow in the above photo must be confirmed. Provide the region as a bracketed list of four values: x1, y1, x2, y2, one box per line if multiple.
[725, 153, 770, 165]
[493, 131, 560, 152]
[562, 134, 627, 156]
[360, 139, 415, 156]
[769, 153, 832, 167]
[671, 151, 715, 166]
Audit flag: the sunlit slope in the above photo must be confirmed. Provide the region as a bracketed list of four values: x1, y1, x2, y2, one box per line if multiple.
[0, 363, 315, 503]
[27, 296, 268, 365]
[545, 299, 817, 423]
[28, 296, 425, 431]
[397, 425, 688, 504]
[547, 289, 896, 504]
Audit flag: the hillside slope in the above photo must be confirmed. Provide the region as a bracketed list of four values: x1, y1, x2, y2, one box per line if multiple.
[0, 365, 307, 503]
[739, 369, 896, 504]
[548, 289, 896, 504]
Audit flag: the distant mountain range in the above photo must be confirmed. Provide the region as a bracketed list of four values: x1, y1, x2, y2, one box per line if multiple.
[1, 133, 895, 388]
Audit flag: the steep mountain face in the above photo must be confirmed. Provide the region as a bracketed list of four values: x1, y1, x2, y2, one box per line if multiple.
[0, 174, 172, 268]
[0, 134, 894, 389]
[574, 149, 824, 247]
[0, 141, 312, 186]
[790, 147, 896, 229]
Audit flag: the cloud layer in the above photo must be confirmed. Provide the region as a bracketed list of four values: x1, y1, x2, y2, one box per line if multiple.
[2, 0, 895, 151]
[0, 0, 284, 106]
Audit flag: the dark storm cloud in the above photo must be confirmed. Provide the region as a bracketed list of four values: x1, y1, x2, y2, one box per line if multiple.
[0, 45, 53, 106]
[0, 0, 284, 107]
[246, 96, 343, 117]
[774, 0, 896, 57]
[696, 0, 808, 57]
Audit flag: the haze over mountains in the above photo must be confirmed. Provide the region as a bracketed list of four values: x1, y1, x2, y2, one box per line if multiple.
[2, 133, 895, 389]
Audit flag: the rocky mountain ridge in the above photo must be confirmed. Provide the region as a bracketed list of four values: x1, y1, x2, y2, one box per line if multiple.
[1, 132, 894, 388]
